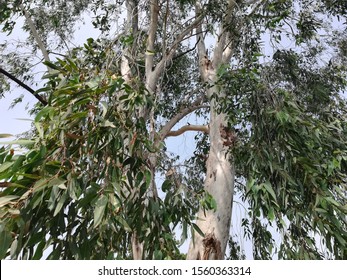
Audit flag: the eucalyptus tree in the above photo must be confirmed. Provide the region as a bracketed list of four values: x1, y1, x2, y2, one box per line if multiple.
[0, 0, 346, 260]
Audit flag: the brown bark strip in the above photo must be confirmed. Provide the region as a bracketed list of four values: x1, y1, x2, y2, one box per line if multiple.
[202, 233, 223, 260]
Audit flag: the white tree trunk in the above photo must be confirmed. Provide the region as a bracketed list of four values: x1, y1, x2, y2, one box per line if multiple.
[187, 90, 235, 260]
[187, 0, 236, 256]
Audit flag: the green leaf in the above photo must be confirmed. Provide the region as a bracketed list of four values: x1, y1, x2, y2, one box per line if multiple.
[34, 122, 44, 139]
[262, 182, 277, 202]
[209, 195, 217, 210]
[192, 223, 205, 237]
[43, 60, 61, 70]
[115, 216, 131, 231]
[86, 77, 100, 89]
[0, 139, 35, 145]
[144, 169, 151, 187]
[0, 230, 12, 259]
[162, 179, 171, 192]
[268, 207, 275, 221]
[0, 161, 14, 173]
[42, 71, 60, 79]
[0, 134, 13, 138]
[12, 155, 26, 172]
[34, 106, 54, 122]
[154, 250, 163, 260]
[180, 221, 188, 245]
[101, 120, 116, 128]
[33, 179, 50, 193]
[27, 231, 45, 247]
[53, 191, 68, 216]
[10, 238, 18, 259]
[32, 240, 46, 260]
[94, 194, 108, 228]
[48, 177, 67, 188]
[100, 101, 108, 118]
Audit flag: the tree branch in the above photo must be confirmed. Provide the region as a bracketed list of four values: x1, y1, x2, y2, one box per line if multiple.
[146, 0, 159, 79]
[222, 33, 234, 63]
[151, 13, 204, 87]
[196, 0, 207, 79]
[166, 124, 209, 137]
[0, 67, 47, 106]
[159, 97, 207, 140]
[172, 34, 200, 61]
[213, 0, 236, 66]
[121, 1, 139, 81]
[20, 4, 50, 62]
[126, 0, 139, 33]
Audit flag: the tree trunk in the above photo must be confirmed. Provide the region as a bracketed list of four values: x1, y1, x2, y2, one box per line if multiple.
[187, 90, 235, 259]
[187, 3, 235, 255]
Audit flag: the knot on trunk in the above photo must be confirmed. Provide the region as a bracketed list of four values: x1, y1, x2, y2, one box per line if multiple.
[219, 124, 237, 147]
[202, 233, 222, 260]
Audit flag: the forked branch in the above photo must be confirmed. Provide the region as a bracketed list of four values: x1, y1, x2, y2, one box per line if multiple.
[159, 97, 207, 140]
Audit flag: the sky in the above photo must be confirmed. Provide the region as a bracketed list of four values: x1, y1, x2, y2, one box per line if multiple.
[0, 92, 33, 137]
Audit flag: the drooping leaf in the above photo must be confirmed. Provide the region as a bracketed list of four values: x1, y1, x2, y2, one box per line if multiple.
[93, 194, 108, 228]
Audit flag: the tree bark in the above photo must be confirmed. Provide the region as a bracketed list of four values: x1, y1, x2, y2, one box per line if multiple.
[187, 89, 235, 260]
[20, 4, 50, 62]
[187, 0, 235, 259]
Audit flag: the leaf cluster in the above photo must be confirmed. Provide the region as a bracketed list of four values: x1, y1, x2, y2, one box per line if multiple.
[0, 41, 197, 259]
[218, 47, 347, 259]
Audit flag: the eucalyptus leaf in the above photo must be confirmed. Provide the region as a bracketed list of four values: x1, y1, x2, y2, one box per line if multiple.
[0, 139, 35, 145]
[93, 194, 108, 228]
[192, 223, 205, 238]
[0, 134, 13, 138]
[0, 231, 12, 259]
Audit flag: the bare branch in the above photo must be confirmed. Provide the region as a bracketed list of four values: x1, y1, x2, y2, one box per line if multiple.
[20, 4, 50, 62]
[173, 37, 200, 61]
[196, 0, 207, 76]
[152, 13, 205, 85]
[213, 0, 236, 66]
[126, 0, 139, 33]
[166, 124, 209, 137]
[0, 67, 47, 106]
[222, 33, 234, 63]
[146, 0, 159, 79]
[122, 0, 140, 81]
[159, 97, 208, 140]
[162, 0, 170, 58]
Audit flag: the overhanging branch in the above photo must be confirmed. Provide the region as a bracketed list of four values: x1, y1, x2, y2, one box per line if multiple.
[166, 124, 209, 137]
[153, 13, 204, 80]
[159, 96, 208, 140]
[0, 67, 48, 106]
[173, 37, 200, 61]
